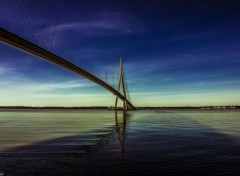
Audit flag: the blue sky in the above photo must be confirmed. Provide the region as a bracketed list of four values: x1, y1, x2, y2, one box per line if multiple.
[1, 0, 240, 107]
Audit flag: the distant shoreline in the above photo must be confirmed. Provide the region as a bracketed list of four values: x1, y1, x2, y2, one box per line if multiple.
[0, 106, 239, 110]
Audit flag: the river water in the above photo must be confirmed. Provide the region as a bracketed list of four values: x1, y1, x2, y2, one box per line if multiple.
[0, 110, 240, 175]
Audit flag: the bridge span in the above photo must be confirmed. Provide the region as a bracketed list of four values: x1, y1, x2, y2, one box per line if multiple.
[0, 27, 135, 110]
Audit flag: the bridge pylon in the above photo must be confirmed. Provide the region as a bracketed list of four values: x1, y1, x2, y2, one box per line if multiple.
[115, 58, 130, 110]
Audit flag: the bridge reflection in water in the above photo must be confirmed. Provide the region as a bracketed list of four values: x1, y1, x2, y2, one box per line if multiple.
[115, 110, 129, 158]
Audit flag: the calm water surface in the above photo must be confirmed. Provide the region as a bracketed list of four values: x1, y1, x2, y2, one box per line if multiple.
[0, 110, 240, 176]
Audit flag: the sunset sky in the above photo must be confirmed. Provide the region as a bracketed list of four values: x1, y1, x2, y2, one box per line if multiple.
[1, 0, 240, 107]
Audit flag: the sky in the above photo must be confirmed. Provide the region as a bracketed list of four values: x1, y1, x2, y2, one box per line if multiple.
[0, 0, 240, 107]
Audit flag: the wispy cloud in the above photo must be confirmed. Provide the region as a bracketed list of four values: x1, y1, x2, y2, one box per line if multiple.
[0, 64, 33, 84]
[0, 64, 96, 92]
[0, 70, 105, 106]
[55, 11, 144, 37]
[28, 80, 94, 91]
[0, 65, 14, 76]
[0, 63, 111, 106]
[0, 78, 95, 92]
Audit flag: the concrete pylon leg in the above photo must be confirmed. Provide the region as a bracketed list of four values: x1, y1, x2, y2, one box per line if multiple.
[123, 100, 127, 110]
[115, 97, 118, 110]
[125, 101, 128, 110]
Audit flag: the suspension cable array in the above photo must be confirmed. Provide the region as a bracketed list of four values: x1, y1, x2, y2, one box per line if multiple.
[0, 0, 134, 110]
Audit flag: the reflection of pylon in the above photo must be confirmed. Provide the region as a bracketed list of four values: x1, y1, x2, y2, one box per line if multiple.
[115, 110, 126, 158]
[115, 57, 128, 110]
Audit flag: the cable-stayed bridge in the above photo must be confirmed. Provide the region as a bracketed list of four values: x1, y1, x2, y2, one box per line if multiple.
[0, 1, 135, 110]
